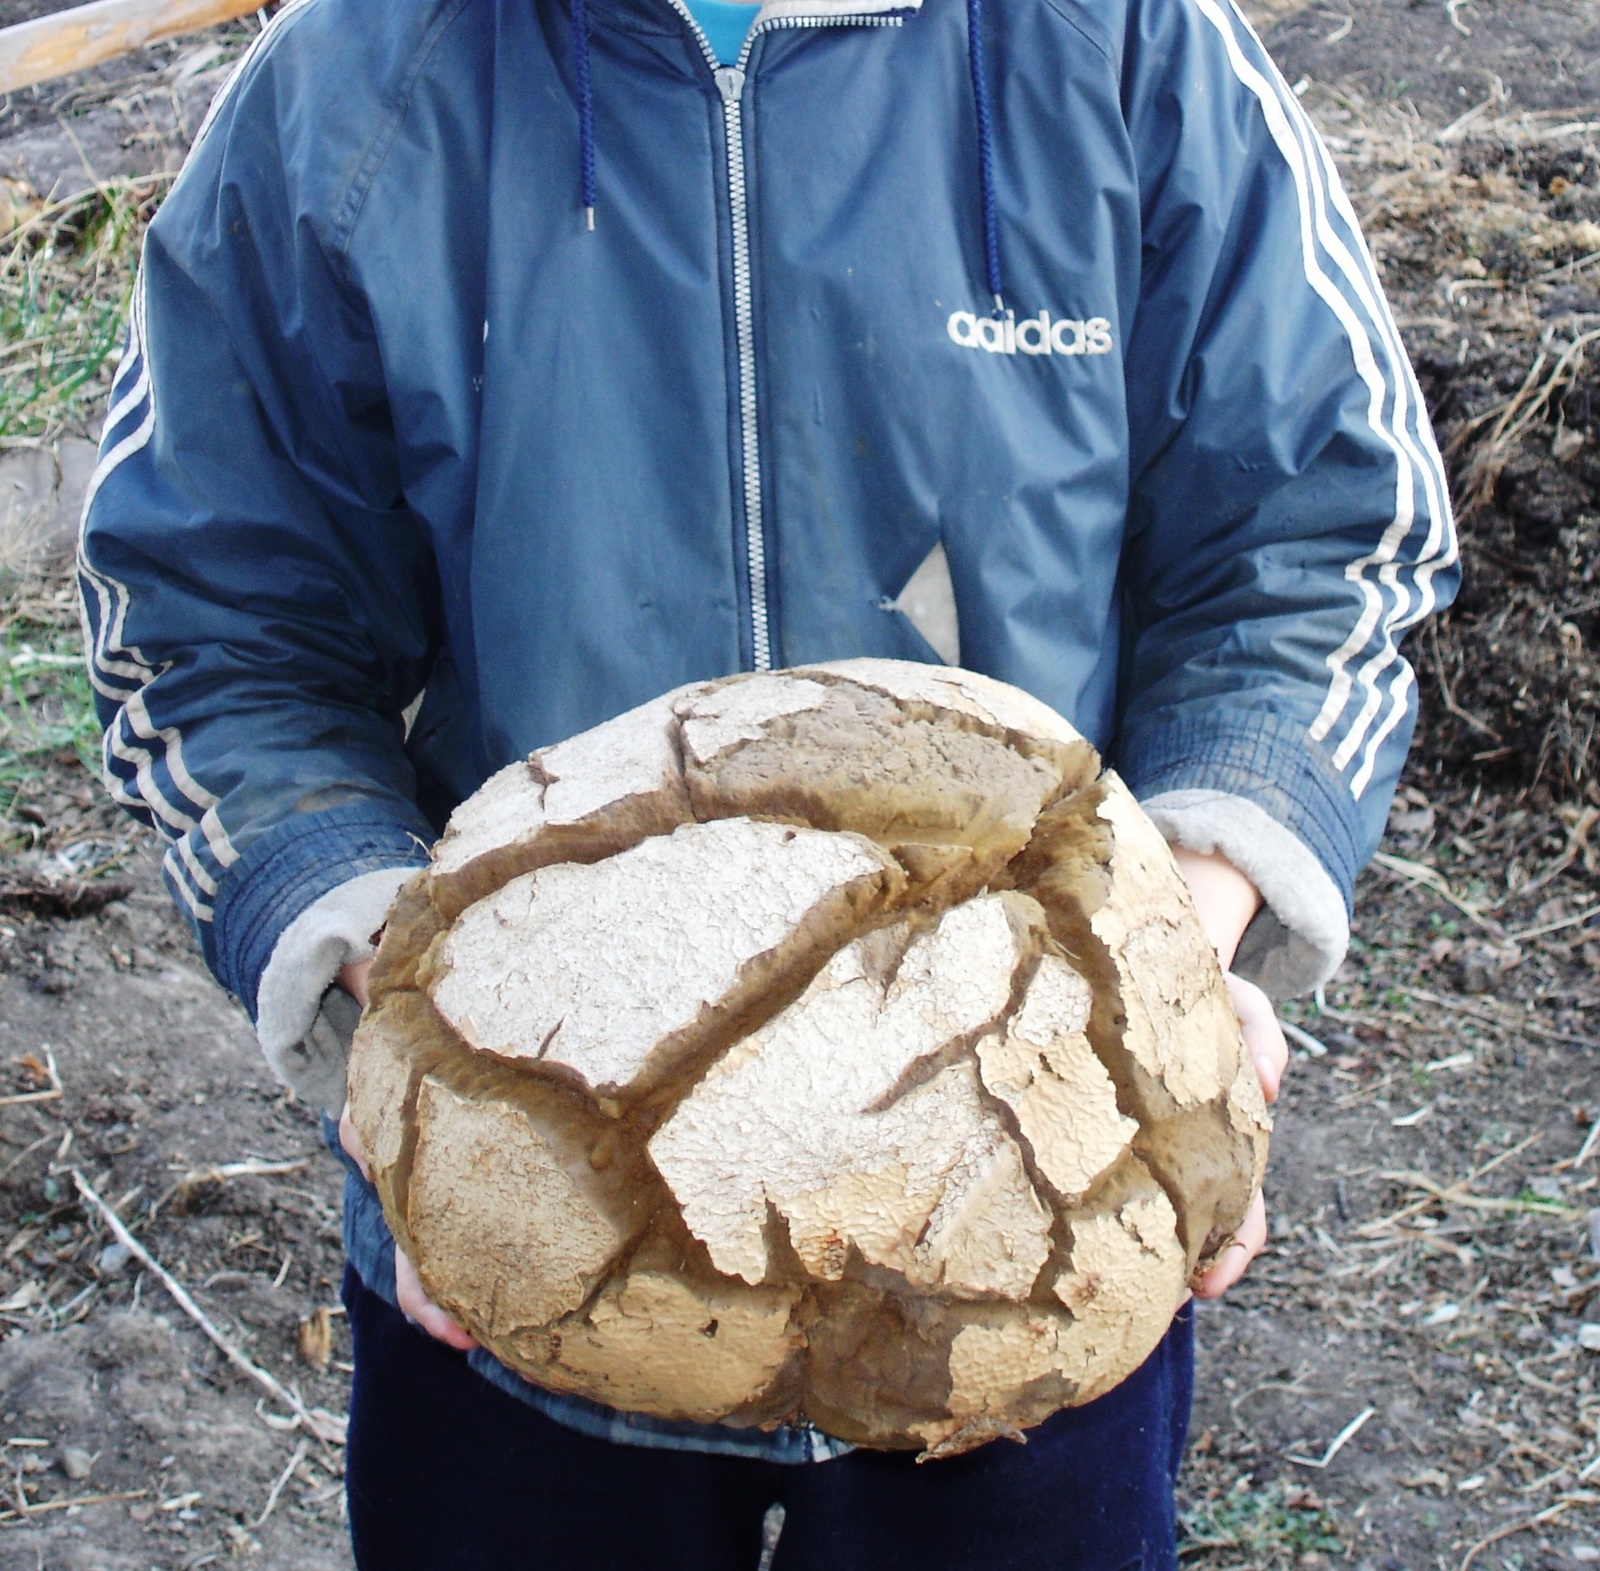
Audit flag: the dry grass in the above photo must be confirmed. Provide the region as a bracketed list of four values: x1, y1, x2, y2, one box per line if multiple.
[0, 180, 157, 853]
[0, 177, 158, 443]
[0, 574, 98, 828]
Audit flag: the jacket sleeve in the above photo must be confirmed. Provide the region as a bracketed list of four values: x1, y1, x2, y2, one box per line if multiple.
[78, 35, 437, 1075]
[1110, 0, 1459, 991]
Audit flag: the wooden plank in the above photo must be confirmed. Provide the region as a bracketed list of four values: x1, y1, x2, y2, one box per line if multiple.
[0, 0, 262, 98]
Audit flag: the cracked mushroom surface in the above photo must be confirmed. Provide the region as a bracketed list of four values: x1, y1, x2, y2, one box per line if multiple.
[347, 659, 1269, 1454]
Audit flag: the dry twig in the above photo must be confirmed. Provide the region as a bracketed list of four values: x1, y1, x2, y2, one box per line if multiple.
[0, 1488, 146, 1522]
[1508, 906, 1600, 943]
[1370, 853, 1498, 931]
[1495, 807, 1600, 916]
[1451, 329, 1600, 512]
[150, 1156, 312, 1217]
[0, 1132, 53, 1180]
[1460, 1494, 1589, 1569]
[1280, 1020, 1329, 1057]
[1354, 1133, 1543, 1237]
[1286, 1406, 1376, 1469]
[1395, 986, 1600, 1049]
[1426, 621, 1502, 744]
[71, 1169, 346, 1445]
[1383, 1169, 1577, 1221]
[0, 1045, 62, 1107]
[252, 1437, 308, 1529]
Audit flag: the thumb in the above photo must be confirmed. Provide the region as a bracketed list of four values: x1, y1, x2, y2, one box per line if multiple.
[395, 1246, 479, 1352]
[1225, 972, 1287, 1105]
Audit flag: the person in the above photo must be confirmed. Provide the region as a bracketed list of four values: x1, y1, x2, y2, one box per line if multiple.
[77, 0, 1457, 1557]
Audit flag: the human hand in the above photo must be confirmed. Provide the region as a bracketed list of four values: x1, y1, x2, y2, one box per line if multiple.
[395, 1247, 480, 1350]
[1191, 972, 1284, 1298]
[1169, 848, 1287, 1300]
[336, 959, 478, 1352]
[335, 957, 374, 1009]
[338, 1103, 481, 1351]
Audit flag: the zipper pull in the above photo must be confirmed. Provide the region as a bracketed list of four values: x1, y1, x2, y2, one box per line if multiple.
[715, 65, 745, 103]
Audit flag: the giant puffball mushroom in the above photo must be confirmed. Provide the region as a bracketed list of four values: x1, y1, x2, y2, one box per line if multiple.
[348, 659, 1269, 1455]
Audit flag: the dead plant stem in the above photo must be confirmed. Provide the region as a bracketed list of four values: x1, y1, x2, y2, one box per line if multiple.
[71, 1168, 345, 1445]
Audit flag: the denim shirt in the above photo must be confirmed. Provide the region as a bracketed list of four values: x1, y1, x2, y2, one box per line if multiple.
[327, 1118, 854, 1462]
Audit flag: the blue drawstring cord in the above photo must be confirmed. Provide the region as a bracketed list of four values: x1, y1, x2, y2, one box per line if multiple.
[964, 0, 1004, 310]
[571, 0, 597, 228]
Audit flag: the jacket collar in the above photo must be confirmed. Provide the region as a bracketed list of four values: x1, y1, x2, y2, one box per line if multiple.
[587, 0, 920, 37]
[753, 0, 921, 23]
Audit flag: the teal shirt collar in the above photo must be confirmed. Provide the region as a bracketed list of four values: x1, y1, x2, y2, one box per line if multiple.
[682, 0, 759, 64]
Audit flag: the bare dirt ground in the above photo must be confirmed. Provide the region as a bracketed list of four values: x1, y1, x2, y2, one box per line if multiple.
[0, 603, 357, 1562]
[1178, 4, 1600, 1565]
[0, 1, 1598, 1569]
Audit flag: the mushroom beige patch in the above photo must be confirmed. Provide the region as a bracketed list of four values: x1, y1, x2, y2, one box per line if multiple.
[350, 660, 1268, 1453]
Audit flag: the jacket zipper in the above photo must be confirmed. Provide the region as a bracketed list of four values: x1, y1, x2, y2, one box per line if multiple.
[665, 5, 903, 672]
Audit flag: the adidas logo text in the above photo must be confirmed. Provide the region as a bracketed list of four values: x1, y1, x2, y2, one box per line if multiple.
[946, 310, 1113, 357]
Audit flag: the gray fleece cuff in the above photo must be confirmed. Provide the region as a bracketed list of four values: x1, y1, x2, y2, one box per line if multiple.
[1140, 789, 1349, 1001]
[254, 865, 416, 1112]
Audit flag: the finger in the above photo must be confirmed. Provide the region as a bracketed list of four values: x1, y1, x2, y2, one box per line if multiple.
[1192, 1190, 1267, 1301]
[337, 956, 374, 1010]
[338, 1101, 371, 1181]
[395, 1246, 479, 1351]
[1225, 973, 1288, 1105]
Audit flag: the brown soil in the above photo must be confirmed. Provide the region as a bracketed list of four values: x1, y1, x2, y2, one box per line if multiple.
[1262, 0, 1600, 122]
[1266, 8, 1600, 801]
[1188, 786, 1600, 1569]
[0, 840, 355, 1571]
[0, 2, 1598, 1568]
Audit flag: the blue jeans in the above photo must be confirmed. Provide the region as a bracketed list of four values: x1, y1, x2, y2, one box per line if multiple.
[342, 1267, 1193, 1570]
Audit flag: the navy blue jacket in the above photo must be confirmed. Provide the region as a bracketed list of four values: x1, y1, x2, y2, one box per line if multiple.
[79, 0, 1454, 1043]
